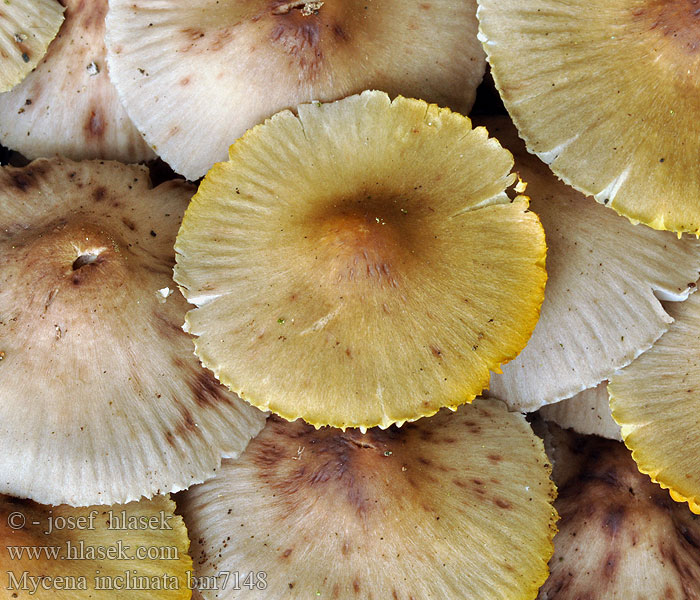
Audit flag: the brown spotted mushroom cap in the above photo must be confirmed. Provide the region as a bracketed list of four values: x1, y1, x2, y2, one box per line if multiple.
[478, 0, 700, 234]
[0, 0, 153, 162]
[0, 158, 266, 506]
[538, 426, 700, 599]
[478, 117, 700, 412]
[0, 0, 64, 93]
[178, 399, 557, 600]
[0, 494, 192, 599]
[105, 0, 486, 179]
[540, 382, 622, 441]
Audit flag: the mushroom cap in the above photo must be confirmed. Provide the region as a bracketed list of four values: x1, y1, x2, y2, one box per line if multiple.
[477, 0, 700, 233]
[478, 116, 700, 412]
[539, 426, 700, 599]
[610, 290, 700, 514]
[105, 0, 486, 180]
[0, 0, 64, 93]
[0, 158, 266, 506]
[0, 0, 154, 162]
[0, 494, 192, 599]
[540, 383, 622, 441]
[178, 399, 557, 600]
[174, 91, 547, 429]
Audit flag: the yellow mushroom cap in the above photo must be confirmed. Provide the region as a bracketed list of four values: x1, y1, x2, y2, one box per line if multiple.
[174, 91, 547, 429]
[105, 0, 486, 179]
[0, 0, 64, 93]
[610, 290, 700, 514]
[0, 494, 192, 599]
[0, 0, 153, 162]
[179, 399, 557, 600]
[478, 117, 700, 412]
[0, 158, 266, 506]
[477, 0, 700, 233]
[540, 426, 700, 599]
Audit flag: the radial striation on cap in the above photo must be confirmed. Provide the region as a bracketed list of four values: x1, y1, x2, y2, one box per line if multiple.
[539, 426, 700, 599]
[479, 117, 700, 412]
[0, 158, 266, 506]
[0, 494, 192, 599]
[0, 0, 64, 93]
[477, 0, 700, 233]
[174, 91, 548, 429]
[610, 291, 700, 514]
[105, 0, 487, 179]
[0, 0, 154, 162]
[540, 383, 621, 442]
[179, 399, 557, 600]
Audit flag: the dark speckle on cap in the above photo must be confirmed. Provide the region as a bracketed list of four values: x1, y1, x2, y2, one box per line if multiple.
[92, 186, 107, 202]
[191, 370, 231, 408]
[10, 172, 32, 192]
[85, 108, 106, 139]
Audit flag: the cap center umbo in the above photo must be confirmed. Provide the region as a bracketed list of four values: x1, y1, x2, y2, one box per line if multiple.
[632, 0, 700, 56]
[68, 243, 110, 285]
[14, 219, 116, 275]
[271, 1, 324, 16]
[313, 209, 410, 289]
[72, 251, 103, 271]
[265, 0, 353, 79]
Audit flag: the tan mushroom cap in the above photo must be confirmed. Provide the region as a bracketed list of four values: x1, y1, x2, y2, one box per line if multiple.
[0, 0, 64, 93]
[105, 0, 486, 180]
[174, 91, 547, 429]
[539, 426, 700, 599]
[179, 399, 557, 600]
[479, 117, 700, 412]
[540, 383, 622, 441]
[0, 494, 192, 599]
[477, 0, 700, 234]
[0, 0, 153, 162]
[0, 158, 266, 507]
[610, 291, 700, 514]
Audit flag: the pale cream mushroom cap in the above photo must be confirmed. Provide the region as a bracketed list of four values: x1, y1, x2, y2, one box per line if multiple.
[179, 399, 557, 600]
[540, 383, 622, 441]
[105, 0, 486, 179]
[0, 158, 266, 506]
[479, 117, 700, 412]
[0, 0, 153, 162]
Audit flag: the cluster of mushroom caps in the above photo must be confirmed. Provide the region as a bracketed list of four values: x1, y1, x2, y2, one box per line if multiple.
[1, 0, 700, 598]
